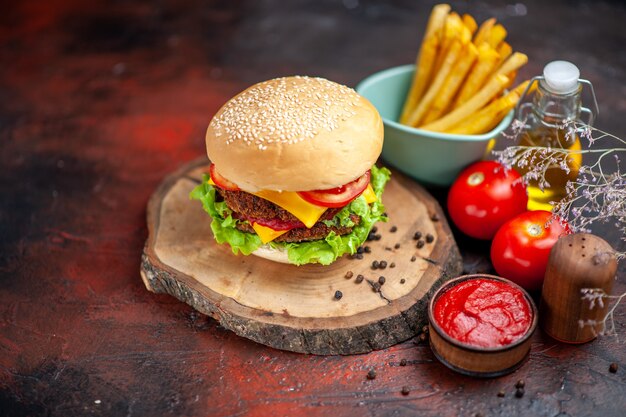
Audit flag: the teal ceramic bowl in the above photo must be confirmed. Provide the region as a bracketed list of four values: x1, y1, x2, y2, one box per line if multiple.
[356, 65, 514, 186]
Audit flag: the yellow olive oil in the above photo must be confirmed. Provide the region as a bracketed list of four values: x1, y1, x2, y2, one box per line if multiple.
[515, 61, 593, 211]
[517, 126, 582, 211]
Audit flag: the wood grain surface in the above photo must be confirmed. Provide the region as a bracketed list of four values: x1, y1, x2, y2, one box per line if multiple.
[141, 159, 462, 354]
[0, 1, 625, 416]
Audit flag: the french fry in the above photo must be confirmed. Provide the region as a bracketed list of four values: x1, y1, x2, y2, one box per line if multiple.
[432, 12, 465, 75]
[424, 3, 451, 39]
[420, 74, 510, 132]
[399, 4, 450, 124]
[422, 43, 478, 124]
[406, 39, 463, 127]
[473, 17, 495, 46]
[462, 13, 477, 35]
[400, 35, 440, 124]
[448, 80, 530, 134]
[488, 24, 507, 48]
[496, 41, 513, 66]
[496, 52, 528, 76]
[453, 43, 500, 108]
[504, 70, 518, 88]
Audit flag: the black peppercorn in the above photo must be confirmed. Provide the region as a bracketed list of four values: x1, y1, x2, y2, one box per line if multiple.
[357, 246, 364, 254]
[413, 231, 422, 240]
[372, 260, 379, 269]
[374, 234, 382, 240]
[372, 282, 381, 292]
[400, 358, 407, 366]
[400, 278, 406, 284]
[355, 274, 364, 283]
[609, 363, 618, 373]
[379, 260, 387, 269]
[416, 240, 425, 249]
[345, 271, 354, 279]
[390, 262, 396, 268]
[334, 290, 343, 300]
[401, 386, 410, 396]
[394, 243, 400, 249]
[355, 253, 363, 259]
[371, 226, 378, 233]
[515, 380, 525, 389]
[367, 369, 377, 380]
[515, 388, 524, 398]
[378, 276, 386, 285]
[390, 226, 397, 233]
[410, 256, 416, 262]
[364, 246, 371, 253]
[426, 234, 434, 243]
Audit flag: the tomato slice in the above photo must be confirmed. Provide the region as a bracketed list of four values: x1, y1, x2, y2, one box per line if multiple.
[209, 163, 240, 191]
[297, 170, 371, 208]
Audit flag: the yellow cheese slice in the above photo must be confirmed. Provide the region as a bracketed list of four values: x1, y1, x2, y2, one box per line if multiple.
[252, 190, 327, 229]
[252, 223, 289, 244]
[362, 184, 377, 204]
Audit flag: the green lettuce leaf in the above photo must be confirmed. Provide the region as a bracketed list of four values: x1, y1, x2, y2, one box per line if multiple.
[189, 178, 262, 255]
[190, 165, 391, 265]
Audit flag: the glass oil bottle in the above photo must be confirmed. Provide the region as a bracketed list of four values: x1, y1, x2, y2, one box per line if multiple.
[515, 61, 599, 211]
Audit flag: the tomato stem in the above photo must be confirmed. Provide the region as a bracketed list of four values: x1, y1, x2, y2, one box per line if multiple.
[527, 223, 543, 237]
[467, 172, 485, 186]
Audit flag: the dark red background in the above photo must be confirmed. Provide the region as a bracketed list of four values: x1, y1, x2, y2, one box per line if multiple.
[1, 1, 625, 416]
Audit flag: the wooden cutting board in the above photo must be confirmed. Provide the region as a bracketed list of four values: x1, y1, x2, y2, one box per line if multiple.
[141, 158, 462, 355]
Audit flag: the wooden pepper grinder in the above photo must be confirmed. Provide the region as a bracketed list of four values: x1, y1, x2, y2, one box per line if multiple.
[540, 233, 617, 343]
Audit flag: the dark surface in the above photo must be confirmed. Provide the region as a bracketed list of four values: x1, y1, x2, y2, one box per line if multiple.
[1, 1, 625, 416]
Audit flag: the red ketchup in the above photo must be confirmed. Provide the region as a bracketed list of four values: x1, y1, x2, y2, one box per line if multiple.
[434, 278, 532, 348]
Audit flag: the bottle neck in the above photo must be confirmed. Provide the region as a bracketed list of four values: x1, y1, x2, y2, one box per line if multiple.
[532, 80, 582, 127]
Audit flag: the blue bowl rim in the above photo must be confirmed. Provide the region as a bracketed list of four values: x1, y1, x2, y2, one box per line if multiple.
[355, 64, 514, 143]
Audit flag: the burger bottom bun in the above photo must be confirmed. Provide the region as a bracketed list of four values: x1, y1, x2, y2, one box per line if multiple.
[251, 245, 291, 264]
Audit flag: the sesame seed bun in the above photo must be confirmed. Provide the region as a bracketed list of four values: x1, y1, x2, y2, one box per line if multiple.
[206, 76, 383, 192]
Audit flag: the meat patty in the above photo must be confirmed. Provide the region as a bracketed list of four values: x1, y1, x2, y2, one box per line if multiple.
[216, 189, 360, 242]
[217, 188, 341, 222]
[235, 215, 360, 242]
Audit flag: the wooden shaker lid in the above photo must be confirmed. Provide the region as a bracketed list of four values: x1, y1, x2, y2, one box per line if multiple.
[540, 233, 617, 343]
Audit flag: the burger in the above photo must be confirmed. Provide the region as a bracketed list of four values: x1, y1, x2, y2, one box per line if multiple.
[190, 76, 390, 265]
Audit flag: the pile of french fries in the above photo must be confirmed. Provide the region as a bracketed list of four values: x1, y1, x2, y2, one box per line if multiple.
[400, 4, 530, 135]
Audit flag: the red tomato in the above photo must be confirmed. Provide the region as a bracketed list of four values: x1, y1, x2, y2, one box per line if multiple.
[209, 163, 240, 191]
[447, 161, 528, 240]
[491, 210, 571, 291]
[298, 170, 371, 208]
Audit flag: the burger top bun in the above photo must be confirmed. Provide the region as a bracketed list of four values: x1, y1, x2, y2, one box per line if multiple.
[206, 76, 383, 193]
